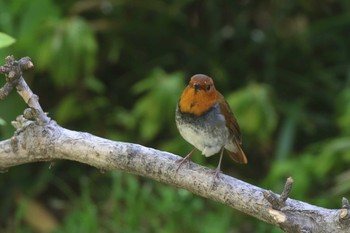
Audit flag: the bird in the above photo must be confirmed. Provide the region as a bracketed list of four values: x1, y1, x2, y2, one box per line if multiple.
[175, 74, 247, 180]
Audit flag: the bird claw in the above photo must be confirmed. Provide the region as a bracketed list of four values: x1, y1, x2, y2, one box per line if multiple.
[210, 168, 222, 189]
[213, 169, 222, 179]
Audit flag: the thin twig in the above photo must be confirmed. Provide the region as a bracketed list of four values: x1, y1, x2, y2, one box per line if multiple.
[0, 56, 49, 124]
[263, 177, 294, 210]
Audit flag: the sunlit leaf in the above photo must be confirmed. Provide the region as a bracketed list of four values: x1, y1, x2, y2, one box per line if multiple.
[0, 32, 15, 48]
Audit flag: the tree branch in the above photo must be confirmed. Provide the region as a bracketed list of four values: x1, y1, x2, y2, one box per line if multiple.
[1, 56, 349, 233]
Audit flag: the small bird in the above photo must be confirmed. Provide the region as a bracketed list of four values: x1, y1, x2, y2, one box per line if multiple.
[175, 74, 247, 180]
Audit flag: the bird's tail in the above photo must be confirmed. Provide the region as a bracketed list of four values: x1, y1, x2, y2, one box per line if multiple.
[226, 140, 248, 164]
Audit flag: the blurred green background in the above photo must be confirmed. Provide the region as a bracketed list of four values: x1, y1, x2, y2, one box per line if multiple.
[1, 0, 350, 232]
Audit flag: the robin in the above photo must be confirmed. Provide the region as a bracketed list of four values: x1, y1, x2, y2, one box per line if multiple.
[175, 74, 247, 179]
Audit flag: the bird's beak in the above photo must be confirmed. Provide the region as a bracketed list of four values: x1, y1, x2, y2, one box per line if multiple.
[193, 83, 200, 91]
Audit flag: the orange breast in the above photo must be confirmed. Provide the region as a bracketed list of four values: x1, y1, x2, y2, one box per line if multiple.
[178, 87, 218, 116]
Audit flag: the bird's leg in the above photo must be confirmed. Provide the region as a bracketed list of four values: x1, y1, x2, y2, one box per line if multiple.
[176, 148, 196, 171]
[212, 147, 224, 186]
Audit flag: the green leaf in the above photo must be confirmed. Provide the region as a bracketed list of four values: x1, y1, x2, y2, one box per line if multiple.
[0, 32, 15, 48]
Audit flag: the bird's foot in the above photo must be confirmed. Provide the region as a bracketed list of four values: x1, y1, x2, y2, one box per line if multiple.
[175, 148, 195, 172]
[210, 168, 222, 189]
[175, 157, 191, 172]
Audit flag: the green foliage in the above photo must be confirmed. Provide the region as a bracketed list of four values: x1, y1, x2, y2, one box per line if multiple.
[1, 0, 350, 232]
[36, 17, 97, 87]
[337, 87, 350, 135]
[131, 68, 184, 141]
[227, 83, 277, 142]
[55, 172, 259, 233]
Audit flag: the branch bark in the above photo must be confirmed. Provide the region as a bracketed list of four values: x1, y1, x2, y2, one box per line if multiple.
[1, 56, 349, 233]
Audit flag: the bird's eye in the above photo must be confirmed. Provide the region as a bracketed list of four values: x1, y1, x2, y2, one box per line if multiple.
[206, 85, 211, 91]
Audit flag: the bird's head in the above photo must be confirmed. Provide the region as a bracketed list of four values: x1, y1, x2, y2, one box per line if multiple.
[178, 74, 219, 116]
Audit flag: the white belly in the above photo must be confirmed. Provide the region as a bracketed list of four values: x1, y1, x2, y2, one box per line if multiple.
[179, 125, 229, 157]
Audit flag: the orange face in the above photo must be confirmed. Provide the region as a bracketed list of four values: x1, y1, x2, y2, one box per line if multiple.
[179, 74, 219, 116]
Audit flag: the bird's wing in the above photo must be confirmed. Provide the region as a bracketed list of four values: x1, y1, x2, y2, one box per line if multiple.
[217, 92, 242, 144]
[217, 92, 248, 164]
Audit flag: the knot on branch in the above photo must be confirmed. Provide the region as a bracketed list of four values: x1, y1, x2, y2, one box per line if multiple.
[11, 114, 34, 132]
